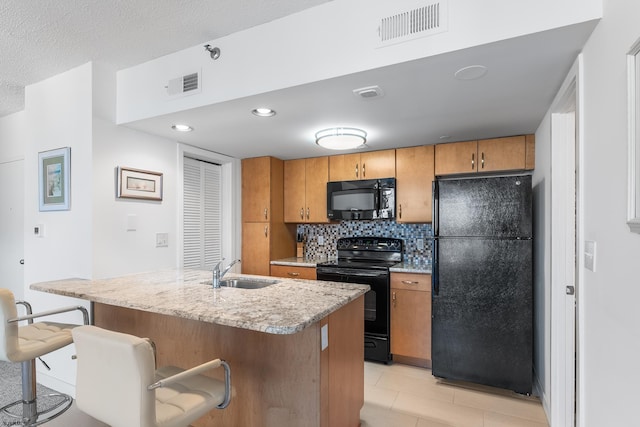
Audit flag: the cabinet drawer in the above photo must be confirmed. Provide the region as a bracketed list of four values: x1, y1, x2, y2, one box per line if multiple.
[270, 265, 317, 280]
[390, 272, 431, 292]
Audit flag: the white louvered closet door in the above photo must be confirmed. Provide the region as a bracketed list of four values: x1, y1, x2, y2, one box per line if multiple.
[183, 157, 222, 269]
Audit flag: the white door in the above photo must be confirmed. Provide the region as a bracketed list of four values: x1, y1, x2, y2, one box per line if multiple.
[0, 159, 24, 299]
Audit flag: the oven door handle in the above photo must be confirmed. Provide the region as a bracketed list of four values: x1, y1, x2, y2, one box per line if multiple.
[316, 269, 388, 278]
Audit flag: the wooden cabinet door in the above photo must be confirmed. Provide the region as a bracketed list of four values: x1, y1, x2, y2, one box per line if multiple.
[305, 157, 329, 223]
[284, 159, 306, 223]
[329, 153, 361, 181]
[242, 157, 272, 222]
[434, 140, 478, 176]
[270, 265, 317, 280]
[391, 289, 431, 360]
[478, 135, 526, 172]
[360, 150, 396, 179]
[396, 146, 434, 223]
[241, 222, 271, 276]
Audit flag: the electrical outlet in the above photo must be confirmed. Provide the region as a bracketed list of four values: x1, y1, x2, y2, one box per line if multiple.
[34, 224, 45, 238]
[318, 235, 324, 246]
[417, 238, 424, 250]
[584, 240, 596, 272]
[156, 233, 169, 248]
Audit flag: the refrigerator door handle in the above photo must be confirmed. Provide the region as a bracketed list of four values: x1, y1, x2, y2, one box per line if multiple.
[432, 238, 439, 296]
[432, 180, 439, 236]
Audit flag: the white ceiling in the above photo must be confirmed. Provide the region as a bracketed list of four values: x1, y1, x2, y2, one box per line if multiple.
[1, 1, 597, 161]
[0, 0, 331, 117]
[127, 21, 596, 160]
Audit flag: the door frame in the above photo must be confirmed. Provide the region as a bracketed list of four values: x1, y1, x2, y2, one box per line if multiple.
[549, 55, 583, 427]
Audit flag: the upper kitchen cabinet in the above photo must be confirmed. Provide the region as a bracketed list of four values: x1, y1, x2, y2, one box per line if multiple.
[284, 157, 329, 223]
[242, 156, 284, 223]
[434, 135, 535, 176]
[396, 145, 435, 223]
[329, 150, 396, 181]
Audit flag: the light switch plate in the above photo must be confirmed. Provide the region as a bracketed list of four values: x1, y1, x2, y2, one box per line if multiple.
[156, 233, 169, 248]
[584, 240, 596, 272]
[34, 224, 45, 238]
[318, 235, 324, 246]
[126, 214, 137, 231]
[417, 238, 424, 250]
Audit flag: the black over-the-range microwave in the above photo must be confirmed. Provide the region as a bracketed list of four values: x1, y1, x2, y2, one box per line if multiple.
[326, 178, 396, 220]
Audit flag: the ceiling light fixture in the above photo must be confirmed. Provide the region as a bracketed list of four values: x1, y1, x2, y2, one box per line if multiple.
[203, 44, 221, 60]
[315, 127, 367, 150]
[171, 124, 193, 132]
[251, 108, 276, 117]
[454, 65, 488, 81]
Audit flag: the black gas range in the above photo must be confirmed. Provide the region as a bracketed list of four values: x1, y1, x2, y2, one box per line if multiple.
[316, 237, 403, 363]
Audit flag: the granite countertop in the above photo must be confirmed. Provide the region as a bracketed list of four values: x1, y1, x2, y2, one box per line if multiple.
[390, 263, 433, 274]
[271, 257, 432, 274]
[270, 257, 331, 267]
[30, 270, 369, 335]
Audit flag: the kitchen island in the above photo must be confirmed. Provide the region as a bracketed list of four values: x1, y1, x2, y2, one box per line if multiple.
[31, 270, 368, 427]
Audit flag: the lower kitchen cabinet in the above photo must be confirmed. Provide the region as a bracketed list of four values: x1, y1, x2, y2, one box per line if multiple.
[271, 265, 317, 280]
[390, 272, 431, 367]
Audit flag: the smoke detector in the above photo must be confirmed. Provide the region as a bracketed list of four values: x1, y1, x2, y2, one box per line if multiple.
[353, 85, 384, 99]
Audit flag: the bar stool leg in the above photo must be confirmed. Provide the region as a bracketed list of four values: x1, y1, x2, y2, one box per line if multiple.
[22, 359, 38, 424]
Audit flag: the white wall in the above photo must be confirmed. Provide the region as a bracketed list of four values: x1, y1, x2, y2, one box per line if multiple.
[578, 1, 640, 424]
[532, 112, 551, 411]
[117, 0, 602, 123]
[92, 118, 179, 278]
[22, 63, 94, 393]
[0, 112, 26, 299]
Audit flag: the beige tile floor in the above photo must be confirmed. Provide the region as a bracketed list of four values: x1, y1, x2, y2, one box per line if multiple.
[43, 361, 549, 426]
[360, 361, 549, 427]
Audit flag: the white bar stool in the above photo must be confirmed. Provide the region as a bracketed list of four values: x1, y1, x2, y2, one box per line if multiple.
[0, 288, 89, 426]
[71, 325, 231, 427]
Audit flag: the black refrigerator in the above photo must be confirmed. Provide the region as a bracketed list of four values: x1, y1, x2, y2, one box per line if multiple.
[431, 174, 533, 394]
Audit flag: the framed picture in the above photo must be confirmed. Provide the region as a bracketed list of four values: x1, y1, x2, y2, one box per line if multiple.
[38, 147, 70, 211]
[117, 167, 163, 201]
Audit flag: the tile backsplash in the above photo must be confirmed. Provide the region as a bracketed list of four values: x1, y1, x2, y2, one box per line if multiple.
[297, 220, 433, 266]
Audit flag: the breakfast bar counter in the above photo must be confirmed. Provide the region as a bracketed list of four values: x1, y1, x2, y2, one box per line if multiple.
[32, 270, 368, 427]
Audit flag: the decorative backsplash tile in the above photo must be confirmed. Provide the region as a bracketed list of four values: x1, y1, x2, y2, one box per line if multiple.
[297, 220, 433, 266]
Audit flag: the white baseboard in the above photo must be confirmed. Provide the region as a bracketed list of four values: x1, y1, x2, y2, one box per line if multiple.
[36, 371, 77, 399]
[533, 369, 551, 426]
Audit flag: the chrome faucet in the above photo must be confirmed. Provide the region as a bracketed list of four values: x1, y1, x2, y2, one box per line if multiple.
[212, 259, 241, 288]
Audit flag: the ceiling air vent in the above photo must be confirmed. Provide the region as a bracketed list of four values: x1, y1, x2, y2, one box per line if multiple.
[165, 71, 202, 98]
[378, 1, 448, 47]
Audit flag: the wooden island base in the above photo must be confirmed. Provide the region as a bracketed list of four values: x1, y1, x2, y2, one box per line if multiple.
[93, 295, 364, 427]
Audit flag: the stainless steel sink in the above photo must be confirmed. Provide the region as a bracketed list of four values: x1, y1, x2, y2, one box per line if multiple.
[218, 278, 279, 289]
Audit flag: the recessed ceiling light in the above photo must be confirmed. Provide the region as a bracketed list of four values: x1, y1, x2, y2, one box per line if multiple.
[252, 108, 276, 117]
[454, 65, 488, 81]
[315, 127, 367, 150]
[171, 124, 193, 132]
